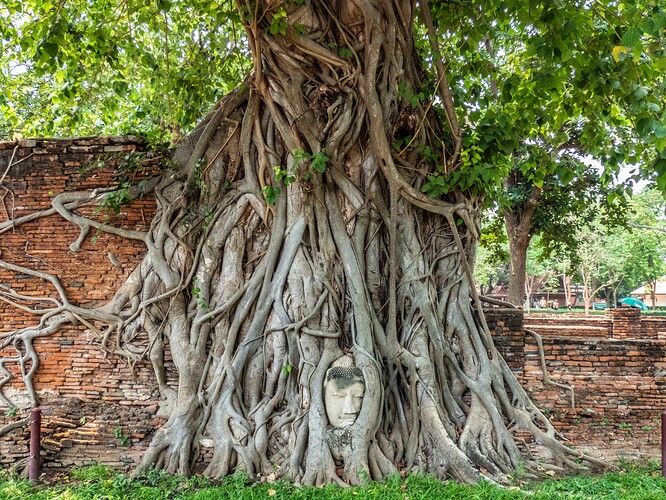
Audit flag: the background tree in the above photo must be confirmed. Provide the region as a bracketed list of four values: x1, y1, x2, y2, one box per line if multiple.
[608, 189, 666, 307]
[2, 0, 664, 485]
[576, 224, 618, 314]
[473, 215, 509, 295]
[429, 1, 665, 306]
[573, 189, 666, 311]
[501, 156, 625, 305]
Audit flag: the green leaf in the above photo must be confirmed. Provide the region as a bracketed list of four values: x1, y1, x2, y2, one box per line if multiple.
[310, 151, 329, 173]
[636, 117, 656, 137]
[654, 125, 666, 139]
[641, 18, 656, 36]
[156, 0, 172, 11]
[621, 27, 643, 48]
[41, 42, 58, 58]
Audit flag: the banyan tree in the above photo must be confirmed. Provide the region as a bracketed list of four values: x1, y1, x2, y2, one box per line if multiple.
[0, 0, 604, 485]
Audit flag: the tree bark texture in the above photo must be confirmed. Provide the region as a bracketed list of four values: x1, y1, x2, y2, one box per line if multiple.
[0, 0, 602, 485]
[503, 177, 541, 307]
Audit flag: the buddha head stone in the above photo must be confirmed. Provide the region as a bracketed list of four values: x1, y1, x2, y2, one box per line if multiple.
[324, 355, 365, 428]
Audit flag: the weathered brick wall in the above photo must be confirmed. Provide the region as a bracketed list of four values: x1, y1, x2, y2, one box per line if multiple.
[485, 307, 525, 378]
[641, 317, 666, 340]
[523, 336, 666, 459]
[0, 137, 163, 472]
[520, 309, 666, 460]
[2, 138, 666, 472]
[524, 314, 612, 337]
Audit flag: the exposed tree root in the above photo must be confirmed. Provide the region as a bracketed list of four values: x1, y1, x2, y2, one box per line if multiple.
[0, 0, 608, 486]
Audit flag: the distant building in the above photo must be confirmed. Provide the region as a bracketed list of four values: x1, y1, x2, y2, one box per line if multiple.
[630, 277, 666, 308]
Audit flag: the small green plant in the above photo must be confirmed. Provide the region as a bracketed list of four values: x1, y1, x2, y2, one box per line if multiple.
[398, 82, 425, 107]
[263, 149, 329, 206]
[268, 8, 288, 36]
[617, 422, 633, 429]
[96, 182, 133, 215]
[417, 144, 439, 163]
[510, 460, 526, 484]
[642, 425, 653, 431]
[338, 46, 353, 59]
[393, 135, 412, 149]
[262, 185, 281, 205]
[292, 147, 329, 173]
[79, 416, 87, 425]
[111, 473, 132, 489]
[5, 407, 18, 417]
[602, 417, 610, 424]
[191, 284, 208, 309]
[199, 204, 214, 232]
[69, 464, 114, 481]
[114, 427, 131, 447]
[281, 364, 293, 377]
[274, 165, 296, 185]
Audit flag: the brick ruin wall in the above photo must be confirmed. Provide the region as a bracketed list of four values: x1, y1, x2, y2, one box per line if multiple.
[0, 137, 163, 471]
[492, 308, 666, 461]
[2, 137, 666, 472]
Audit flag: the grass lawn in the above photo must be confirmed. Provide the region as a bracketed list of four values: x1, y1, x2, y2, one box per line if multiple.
[1, 462, 666, 499]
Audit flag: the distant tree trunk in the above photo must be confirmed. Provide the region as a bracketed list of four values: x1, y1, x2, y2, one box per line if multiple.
[503, 174, 541, 307]
[560, 260, 572, 308]
[649, 279, 658, 309]
[505, 223, 529, 306]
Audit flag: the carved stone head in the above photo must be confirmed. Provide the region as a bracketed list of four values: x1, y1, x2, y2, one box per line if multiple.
[324, 355, 365, 428]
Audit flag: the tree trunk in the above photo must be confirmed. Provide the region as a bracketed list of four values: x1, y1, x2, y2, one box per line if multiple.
[0, 0, 601, 485]
[505, 219, 530, 307]
[503, 181, 541, 307]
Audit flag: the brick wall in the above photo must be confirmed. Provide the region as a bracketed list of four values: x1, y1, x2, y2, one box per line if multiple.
[523, 314, 612, 337]
[0, 137, 163, 471]
[2, 138, 666, 472]
[484, 307, 525, 377]
[641, 317, 666, 340]
[516, 309, 666, 460]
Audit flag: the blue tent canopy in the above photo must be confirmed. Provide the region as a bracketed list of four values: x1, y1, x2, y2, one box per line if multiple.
[618, 297, 649, 310]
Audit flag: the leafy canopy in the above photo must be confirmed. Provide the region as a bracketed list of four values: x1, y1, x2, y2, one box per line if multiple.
[1, 0, 665, 192]
[0, 0, 249, 143]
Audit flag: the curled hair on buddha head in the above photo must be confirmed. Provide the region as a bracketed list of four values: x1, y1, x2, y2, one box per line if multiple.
[325, 355, 364, 389]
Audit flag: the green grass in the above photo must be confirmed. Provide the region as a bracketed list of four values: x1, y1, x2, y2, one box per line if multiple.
[1, 462, 666, 499]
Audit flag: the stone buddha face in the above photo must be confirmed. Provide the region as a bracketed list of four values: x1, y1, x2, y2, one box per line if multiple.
[324, 357, 365, 428]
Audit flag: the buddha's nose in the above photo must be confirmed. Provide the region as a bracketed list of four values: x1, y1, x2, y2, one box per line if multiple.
[343, 394, 355, 414]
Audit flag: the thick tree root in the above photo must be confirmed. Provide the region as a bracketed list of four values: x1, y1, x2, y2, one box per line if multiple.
[0, 0, 608, 485]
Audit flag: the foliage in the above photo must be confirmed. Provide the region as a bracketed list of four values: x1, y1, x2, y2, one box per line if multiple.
[2, 464, 666, 499]
[0, 0, 250, 143]
[474, 215, 509, 293]
[595, 189, 666, 301]
[428, 0, 666, 195]
[2, 1, 665, 190]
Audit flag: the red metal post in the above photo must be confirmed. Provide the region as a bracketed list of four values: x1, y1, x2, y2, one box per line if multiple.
[662, 412, 666, 479]
[29, 408, 41, 483]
